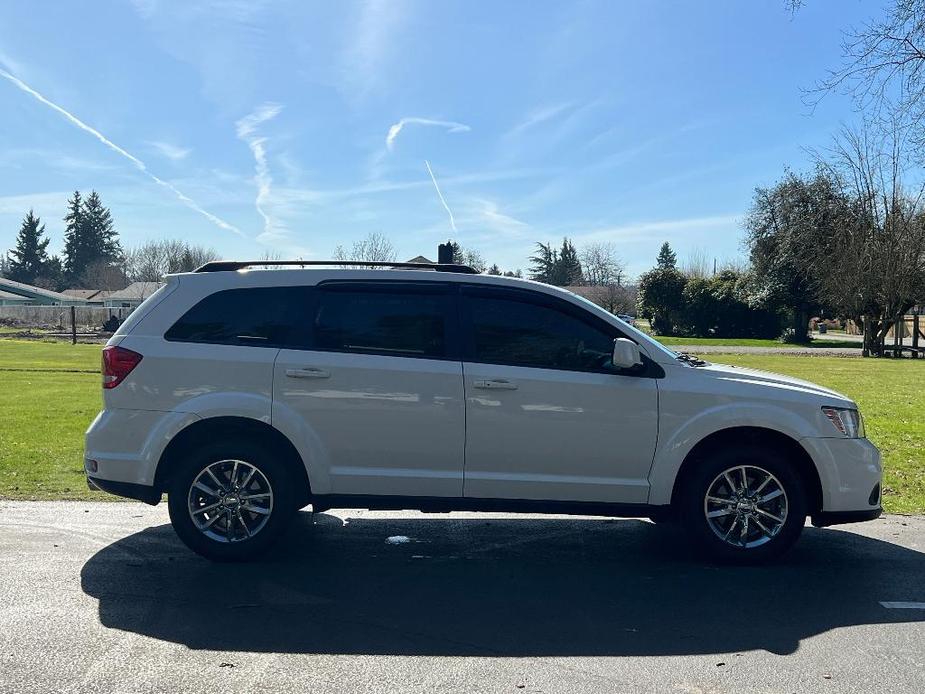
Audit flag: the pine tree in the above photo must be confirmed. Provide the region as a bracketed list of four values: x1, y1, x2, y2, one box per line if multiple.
[81, 190, 122, 263]
[448, 241, 464, 264]
[62, 190, 85, 282]
[558, 237, 583, 285]
[6, 210, 51, 285]
[62, 190, 122, 285]
[32, 255, 64, 291]
[656, 242, 677, 269]
[529, 242, 558, 283]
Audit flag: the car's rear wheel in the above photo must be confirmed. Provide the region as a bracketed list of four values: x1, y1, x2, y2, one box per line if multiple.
[679, 445, 806, 562]
[167, 438, 296, 561]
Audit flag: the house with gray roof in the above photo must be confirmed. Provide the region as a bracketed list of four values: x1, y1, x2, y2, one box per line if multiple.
[103, 282, 164, 308]
[0, 277, 88, 306]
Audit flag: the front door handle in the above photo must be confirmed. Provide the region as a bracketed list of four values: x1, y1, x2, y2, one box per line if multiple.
[473, 379, 518, 390]
[285, 367, 331, 379]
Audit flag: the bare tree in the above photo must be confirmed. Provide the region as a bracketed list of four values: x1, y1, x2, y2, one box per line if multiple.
[810, 0, 925, 153]
[80, 260, 128, 290]
[681, 246, 712, 279]
[579, 242, 625, 286]
[124, 240, 219, 282]
[463, 249, 486, 273]
[578, 284, 638, 315]
[333, 232, 397, 265]
[811, 125, 925, 354]
[717, 256, 749, 273]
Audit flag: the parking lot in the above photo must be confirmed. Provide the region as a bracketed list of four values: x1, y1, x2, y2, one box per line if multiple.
[1, 501, 923, 693]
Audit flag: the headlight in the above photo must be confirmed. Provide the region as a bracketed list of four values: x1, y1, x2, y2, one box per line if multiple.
[822, 406, 865, 438]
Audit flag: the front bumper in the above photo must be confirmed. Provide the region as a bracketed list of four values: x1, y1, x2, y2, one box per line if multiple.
[87, 476, 161, 505]
[800, 435, 882, 514]
[812, 507, 882, 527]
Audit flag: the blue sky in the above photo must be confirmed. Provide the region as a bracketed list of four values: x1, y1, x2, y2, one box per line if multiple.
[0, 0, 885, 279]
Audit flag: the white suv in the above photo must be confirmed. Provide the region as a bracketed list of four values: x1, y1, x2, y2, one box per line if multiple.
[85, 260, 882, 562]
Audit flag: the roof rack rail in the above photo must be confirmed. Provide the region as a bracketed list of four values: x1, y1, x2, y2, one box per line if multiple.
[193, 260, 480, 274]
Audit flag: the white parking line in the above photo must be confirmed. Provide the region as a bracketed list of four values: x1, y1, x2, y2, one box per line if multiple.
[880, 601, 925, 609]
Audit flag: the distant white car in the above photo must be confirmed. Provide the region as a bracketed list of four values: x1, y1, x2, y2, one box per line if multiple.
[617, 313, 637, 327]
[85, 260, 881, 562]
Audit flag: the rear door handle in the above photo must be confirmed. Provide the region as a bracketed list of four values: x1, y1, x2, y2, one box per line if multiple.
[285, 368, 331, 379]
[473, 379, 518, 390]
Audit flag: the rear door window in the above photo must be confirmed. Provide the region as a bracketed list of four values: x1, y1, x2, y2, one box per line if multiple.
[313, 282, 454, 359]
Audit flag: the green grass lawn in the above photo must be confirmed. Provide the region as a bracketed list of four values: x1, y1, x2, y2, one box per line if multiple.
[0, 339, 101, 372]
[0, 339, 922, 513]
[0, 340, 105, 500]
[655, 336, 856, 349]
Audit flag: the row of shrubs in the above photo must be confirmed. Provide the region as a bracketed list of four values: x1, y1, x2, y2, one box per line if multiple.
[637, 269, 782, 339]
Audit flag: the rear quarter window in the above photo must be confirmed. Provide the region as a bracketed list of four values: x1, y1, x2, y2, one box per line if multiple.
[165, 286, 311, 348]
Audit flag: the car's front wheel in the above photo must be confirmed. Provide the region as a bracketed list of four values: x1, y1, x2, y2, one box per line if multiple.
[167, 438, 296, 561]
[679, 445, 807, 562]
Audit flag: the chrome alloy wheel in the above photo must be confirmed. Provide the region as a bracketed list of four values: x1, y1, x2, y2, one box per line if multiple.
[187, 459, 274, 543]
[703, 465, 788, 549]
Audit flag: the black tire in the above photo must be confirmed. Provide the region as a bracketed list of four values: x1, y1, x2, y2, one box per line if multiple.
[679, 445, 806, 563]
[167, 437, 297, 561]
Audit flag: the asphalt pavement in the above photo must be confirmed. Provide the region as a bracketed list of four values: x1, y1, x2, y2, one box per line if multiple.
[1, 501, 924, 693]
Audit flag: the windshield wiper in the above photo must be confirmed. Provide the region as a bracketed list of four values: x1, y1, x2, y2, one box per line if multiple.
[675, 351, 708, 367]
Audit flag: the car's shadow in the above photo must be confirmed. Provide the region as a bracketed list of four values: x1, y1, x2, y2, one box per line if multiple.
[81, 512, 924, 657]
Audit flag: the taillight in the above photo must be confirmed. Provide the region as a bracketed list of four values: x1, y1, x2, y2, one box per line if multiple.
[102, 346, 143, 389]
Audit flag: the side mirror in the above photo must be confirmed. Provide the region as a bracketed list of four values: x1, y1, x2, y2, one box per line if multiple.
[612, 338, 643, 370]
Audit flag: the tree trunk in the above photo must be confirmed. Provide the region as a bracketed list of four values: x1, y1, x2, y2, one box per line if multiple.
[791, 306, 810, 344]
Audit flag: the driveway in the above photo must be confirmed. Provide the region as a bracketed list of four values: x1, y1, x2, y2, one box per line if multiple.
[1, 501, 923, 693]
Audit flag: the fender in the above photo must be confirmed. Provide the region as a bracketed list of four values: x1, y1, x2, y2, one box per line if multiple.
[647, 400, 819, 506]
[270, 397, 333, 494]
[172, 391, 272, 422]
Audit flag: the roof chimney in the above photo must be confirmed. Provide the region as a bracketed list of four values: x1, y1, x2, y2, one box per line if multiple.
[437, 241, 454, 264]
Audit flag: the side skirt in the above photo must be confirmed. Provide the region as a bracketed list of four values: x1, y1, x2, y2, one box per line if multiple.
[310, 494, 667, 519]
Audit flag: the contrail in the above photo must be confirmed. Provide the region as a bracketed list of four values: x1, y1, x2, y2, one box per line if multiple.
[235, 103, 283, 242]
[424, 160, 457, 232]
[0, 67, 242, 236]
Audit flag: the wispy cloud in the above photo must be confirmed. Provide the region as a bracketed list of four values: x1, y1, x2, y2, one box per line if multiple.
[506, 102, 574, 138]
[477, 199, 530, 237]
[147, 140, 190, 161]
[424, 160, 457, 232]
[235, 103, 284, 244]
[0, 148, 120, 173]
[386, 117, 471, 151]
[276, 167, 552, 205]
[0, 191, 69, 215]
[343, 0, 409, 99]
[0, 67, 241, 236]
[572, 214, 741, 246]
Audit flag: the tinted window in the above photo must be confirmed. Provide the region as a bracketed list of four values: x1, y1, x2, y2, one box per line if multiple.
[464, 292, 617, 371]
[165, 287, 310, 347]
[314, 286, 449, 358]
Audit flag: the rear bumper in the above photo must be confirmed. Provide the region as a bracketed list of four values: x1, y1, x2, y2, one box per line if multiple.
[812, 507, 882, 527]
[87, 476, 161, 505]
[84, 408, 199, 486]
